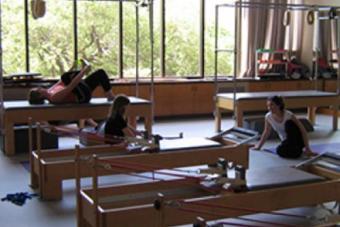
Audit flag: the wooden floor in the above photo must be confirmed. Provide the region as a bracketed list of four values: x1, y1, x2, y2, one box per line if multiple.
[0, 114, 339, 227]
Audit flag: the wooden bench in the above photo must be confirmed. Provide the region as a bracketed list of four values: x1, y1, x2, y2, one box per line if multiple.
[2, 96, 152, 155]
[215, 90, 339, 132]
[31, 129, 249, 200]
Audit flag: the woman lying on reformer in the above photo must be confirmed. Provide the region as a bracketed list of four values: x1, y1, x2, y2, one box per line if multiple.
[253, 95, 316, 158]
[27, 59, 115, 127]
[28, 59, 114, 105]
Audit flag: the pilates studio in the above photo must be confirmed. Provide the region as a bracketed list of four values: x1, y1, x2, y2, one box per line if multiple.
[0, 0, 340, 227]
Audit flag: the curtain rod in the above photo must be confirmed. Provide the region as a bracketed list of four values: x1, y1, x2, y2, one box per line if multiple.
[217, 2, 340, 11]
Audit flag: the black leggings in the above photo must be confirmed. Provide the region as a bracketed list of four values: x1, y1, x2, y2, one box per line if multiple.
[276, 120, 305, 159]
[84, 69, 111, 93]
[70, 69, 111, 103]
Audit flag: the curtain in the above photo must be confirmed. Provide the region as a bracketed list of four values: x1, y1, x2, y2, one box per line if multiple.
[239, 0, 306, 78]
[319, 14, 338, 65]
[286, 0, 303, 57]
[240, 0, 271, 77]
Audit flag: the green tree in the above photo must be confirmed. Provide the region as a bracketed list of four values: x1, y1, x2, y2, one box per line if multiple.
[2, 1, 233, 78]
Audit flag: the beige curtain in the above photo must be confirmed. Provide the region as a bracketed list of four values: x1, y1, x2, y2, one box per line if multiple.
[286, 0, 304, 57]
[319, 15, 338, 63]
[239, 0, 305, 78]
[240, 0, 270, 77]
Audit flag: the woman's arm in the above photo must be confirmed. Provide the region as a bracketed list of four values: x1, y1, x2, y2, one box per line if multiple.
[291, 115, 313, 154]
[48, 80, 63, 90]
[254, 118, 272, 150]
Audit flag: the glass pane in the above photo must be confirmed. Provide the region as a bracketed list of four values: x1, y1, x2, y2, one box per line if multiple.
[78, 1, 119, 78]
[2, 1, 25, 74]
[165, 0, 200, 77]
[123, 1, 160, 79]
[205, 0, 235, 77]
[29, 0, 73, 78]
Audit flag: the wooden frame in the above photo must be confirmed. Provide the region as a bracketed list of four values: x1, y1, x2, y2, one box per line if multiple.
[2, 96, 152, 155]
[77, 160, 340, 227]
[31, 131, 249, 200]
[214, 90, 339, 132]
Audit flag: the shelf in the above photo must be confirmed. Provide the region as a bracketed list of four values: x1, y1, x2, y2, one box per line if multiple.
[256, 49, 289, 79]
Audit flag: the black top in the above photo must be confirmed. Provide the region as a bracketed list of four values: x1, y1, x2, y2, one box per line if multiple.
[104, 114, 127, 138]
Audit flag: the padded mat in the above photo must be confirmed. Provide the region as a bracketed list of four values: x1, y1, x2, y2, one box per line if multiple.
[3, 96, 150, 109]
[218, 90, 337, 100]
[160, 137, 221, 152]
[246, 166, 324, 191]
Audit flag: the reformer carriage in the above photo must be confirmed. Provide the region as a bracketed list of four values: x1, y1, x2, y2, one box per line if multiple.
[77, 151, 340, 227]
[30, 122, 253, 200]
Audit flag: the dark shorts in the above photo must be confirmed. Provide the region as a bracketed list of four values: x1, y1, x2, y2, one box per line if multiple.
[61, 70, 92, 103]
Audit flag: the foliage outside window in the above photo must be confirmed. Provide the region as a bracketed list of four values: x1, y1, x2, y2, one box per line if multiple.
[205, 0, 234, 77]
[78, 1, 119, 78]
[123, 2, 160, 78]
[2, 0, 235, 79]
[2, 1, 25, 74]
[29, 0, 73, 78]
[165, 0, 200, 77]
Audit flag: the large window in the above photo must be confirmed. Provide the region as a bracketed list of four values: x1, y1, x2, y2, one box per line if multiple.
[1, 0, 236, 79]
[29, 0, 73, 78]
[2, 1, 25, 74]
[165, 0, 200, 77]
[78, 1, 119, 78]
[205, 0, 235, 77]
[123, 2, 160, 78]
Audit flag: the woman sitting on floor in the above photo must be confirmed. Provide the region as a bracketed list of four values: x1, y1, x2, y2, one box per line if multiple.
[253, 95, 315, 158]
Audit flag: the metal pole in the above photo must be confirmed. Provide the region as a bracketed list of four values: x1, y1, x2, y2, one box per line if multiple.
[148, 0, 154, 126]
[135, 2, 140, 97]
[232, 1, 239, 123]
[237, 0, 242, 78]
[218, 2, 339, 12]
[313, 10, 320, 91]
[337, 17, 340, 95]
[118, 0, 124, 79]
[24, 0, 30, 72]
[214, 5, 219, 96]
[199, 0, 205, 78]
[73, 0, 78, 63]
[160, 0, 165, 77]
[0, 0, 3, 134]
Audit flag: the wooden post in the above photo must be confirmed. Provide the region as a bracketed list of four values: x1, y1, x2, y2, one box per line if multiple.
[28, 118, 38, 188]
[155, 193, 165, 227]
[36, 122, 43, 197]
[92, 155, 99, 227]
[75, 145, 82, 227]
[36, 122, 41, 156]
